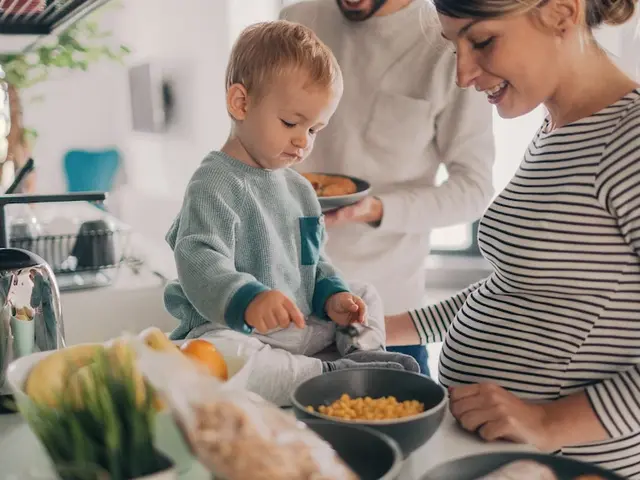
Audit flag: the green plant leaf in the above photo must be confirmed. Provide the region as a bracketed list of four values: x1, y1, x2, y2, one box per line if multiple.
[2, 6, 130, 101]
[24, 347, 164, 479]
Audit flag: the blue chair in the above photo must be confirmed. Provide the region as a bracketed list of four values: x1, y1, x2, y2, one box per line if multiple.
[63, 149, 121, 193]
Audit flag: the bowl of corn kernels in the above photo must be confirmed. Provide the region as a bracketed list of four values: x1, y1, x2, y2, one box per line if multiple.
[291, 367, 447, 458]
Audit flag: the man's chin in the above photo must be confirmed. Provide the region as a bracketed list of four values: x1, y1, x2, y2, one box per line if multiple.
[339, 8, 371, 21]
[336, 0, 388, 21]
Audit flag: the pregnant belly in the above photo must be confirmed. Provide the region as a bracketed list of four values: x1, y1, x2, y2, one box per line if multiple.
[437, 315, 573, 400]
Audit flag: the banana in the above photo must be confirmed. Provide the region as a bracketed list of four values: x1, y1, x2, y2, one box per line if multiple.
[25, 343, 104, 407]
[139, 327, 180, 353]
[66, 340, 148, 409]
[26, 331, 177, 410]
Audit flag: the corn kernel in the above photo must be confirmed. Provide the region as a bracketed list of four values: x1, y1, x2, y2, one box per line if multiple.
[308, 394, 425, 421]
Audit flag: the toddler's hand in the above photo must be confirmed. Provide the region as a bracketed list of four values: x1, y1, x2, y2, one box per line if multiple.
[245, 290, 305, 334]
[325, 292, 366, 326]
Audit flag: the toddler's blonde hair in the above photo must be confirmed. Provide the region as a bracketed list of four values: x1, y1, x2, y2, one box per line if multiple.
[226, 20, 340, 99]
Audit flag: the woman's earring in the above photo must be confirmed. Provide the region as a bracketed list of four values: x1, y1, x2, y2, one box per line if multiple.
[555, 26, 567, 46]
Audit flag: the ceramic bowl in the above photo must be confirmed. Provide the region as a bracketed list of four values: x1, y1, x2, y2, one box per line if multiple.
[302, 420, 403, 480]
[292, 367, 447, 458]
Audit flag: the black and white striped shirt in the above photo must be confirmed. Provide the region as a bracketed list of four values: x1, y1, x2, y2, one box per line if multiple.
[411, 89, 640, 478]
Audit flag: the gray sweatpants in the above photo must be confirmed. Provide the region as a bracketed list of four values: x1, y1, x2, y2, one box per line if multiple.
[187, 281, 385, 406]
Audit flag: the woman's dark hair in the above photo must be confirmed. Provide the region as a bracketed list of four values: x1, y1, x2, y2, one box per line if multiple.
[432, 0, 637, 27]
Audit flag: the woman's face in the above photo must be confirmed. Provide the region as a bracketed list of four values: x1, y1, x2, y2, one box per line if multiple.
[439, 10, 565, 119]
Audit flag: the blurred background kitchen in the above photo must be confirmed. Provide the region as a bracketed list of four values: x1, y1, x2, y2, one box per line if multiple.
[1, 0, 638, 377]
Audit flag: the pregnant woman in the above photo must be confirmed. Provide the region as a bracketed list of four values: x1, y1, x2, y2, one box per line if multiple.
[385, 0, 640, 477]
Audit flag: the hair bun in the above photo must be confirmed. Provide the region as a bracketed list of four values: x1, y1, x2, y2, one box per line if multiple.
[587, 0, 638, 27]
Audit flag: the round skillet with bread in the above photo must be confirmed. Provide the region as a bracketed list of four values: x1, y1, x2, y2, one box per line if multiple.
[301, 172, 371, 212]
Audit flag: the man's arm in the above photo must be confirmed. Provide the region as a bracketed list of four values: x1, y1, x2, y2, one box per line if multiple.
[377, 87, 496, 234]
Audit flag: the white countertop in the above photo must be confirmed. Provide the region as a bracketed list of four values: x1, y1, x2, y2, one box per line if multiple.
[0, 407, 534, 479]
[397, 410, 534, 479]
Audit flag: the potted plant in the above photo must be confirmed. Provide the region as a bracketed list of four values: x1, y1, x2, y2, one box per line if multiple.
[0, 7, 129, 192]
[23, 343, 175, 480]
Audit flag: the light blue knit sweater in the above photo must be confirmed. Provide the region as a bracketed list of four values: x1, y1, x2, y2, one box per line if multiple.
[164, 151, 350, 340]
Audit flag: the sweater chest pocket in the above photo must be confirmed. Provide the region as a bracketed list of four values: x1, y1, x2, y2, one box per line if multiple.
[299, 216, 324, 266]
[365, 91, 434, 156]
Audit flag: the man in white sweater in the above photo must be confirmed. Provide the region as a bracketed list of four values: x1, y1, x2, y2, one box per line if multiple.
[281, 0, 495, 374]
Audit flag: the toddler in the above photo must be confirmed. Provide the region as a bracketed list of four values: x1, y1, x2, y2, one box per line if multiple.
[164, 20, 418, 405]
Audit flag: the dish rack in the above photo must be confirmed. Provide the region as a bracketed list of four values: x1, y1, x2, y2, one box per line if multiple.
[0, 192, 137, 290]
[9, 224, 131, 274]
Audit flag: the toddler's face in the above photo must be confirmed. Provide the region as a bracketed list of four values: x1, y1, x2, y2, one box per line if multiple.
[240, 69, 342, 170]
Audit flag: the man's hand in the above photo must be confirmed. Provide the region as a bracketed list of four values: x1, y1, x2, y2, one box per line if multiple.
[324, 196, 383, 227]
[245, 290, 305, 334]
[325, 292, 366, 326]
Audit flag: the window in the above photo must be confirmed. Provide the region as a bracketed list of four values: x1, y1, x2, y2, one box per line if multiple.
[430, 106, 545, 255]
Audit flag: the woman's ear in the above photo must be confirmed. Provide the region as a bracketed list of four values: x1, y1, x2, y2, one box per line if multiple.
[227, 83, 249, 121]
[556, 0, 581, 33]
[539, 0, 581, 35]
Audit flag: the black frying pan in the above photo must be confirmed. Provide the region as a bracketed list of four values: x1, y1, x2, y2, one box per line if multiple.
[421, 451, 625, 480]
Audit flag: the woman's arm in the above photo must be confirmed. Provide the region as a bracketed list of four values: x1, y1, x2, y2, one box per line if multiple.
[543, 391, 609, 449]
[386, 278, 488, 346]
[385, 312, 421, 346]
[590, 100, 640, 440]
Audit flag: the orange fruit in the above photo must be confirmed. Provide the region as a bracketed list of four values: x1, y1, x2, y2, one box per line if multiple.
[180, 339, 228, 381]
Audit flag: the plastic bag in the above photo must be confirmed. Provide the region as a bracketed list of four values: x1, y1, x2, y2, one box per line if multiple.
[132, 337, 359, 480]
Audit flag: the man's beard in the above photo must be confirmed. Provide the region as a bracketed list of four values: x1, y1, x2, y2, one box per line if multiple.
[336, 0, 389, 21]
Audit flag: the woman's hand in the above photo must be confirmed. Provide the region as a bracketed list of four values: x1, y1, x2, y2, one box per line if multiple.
[449, 383, 555, 451]
[324, 196, 383, 227]
[449, 383, 609, 452]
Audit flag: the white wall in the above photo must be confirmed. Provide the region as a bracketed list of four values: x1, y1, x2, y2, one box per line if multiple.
[24, 0, 282, 198]
[116, 0, 234, 198]
[618, 9, 640, 80]
[228, 0, 281, 46]
[24, 6, 125, 195]
[18, 0, 280, 269]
